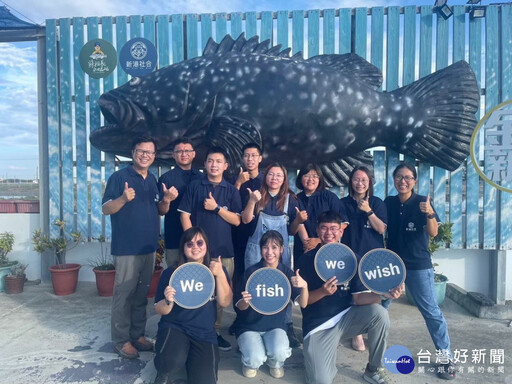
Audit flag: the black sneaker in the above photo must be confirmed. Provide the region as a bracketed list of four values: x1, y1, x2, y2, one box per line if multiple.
[437, 360, 456, 380]
[287, 324, 301, 348]
[217, 334, 232, 351]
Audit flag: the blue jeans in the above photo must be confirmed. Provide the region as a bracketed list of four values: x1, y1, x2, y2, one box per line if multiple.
[405, 268, 452, 358]
[237, 328, 291, 369]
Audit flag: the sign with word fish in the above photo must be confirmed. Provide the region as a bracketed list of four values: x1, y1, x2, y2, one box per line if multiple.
[246, 268, 291, 315]
[314, 243, 357, 285]
[358, 249, 406, 294]
[169, 262, 215, 309]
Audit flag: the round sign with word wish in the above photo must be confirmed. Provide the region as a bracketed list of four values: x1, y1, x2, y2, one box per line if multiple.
[358, 249, 406, 294]
[119, 37, 158, 76]
[169, 262, 215, 309]
[314, 243, 357, 285]
[246, 268, 291, 315]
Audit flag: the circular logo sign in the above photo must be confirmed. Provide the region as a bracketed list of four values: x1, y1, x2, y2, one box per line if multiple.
[246, 268, 291, 315]
[358, 249, 406, 294]
[119, 37, 158, 76]
[169, 262, 215, 309]
[79, 39, 117, 79]
[314, 243, 357, 285]
[383, 345, 415, 374]
[470, 99, 512, 194]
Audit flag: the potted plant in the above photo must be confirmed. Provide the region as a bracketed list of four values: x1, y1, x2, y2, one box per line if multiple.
[4, 263, 28, 294]
[89, 235, 116, 297]
[0, 232, 16, 293]
[32, 220, 83, 296]
[147, 238, 165, 298]
[407, 222, 453, 306]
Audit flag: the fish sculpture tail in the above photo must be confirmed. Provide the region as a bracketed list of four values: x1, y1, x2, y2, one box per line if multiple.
[387, 60, 479, 171]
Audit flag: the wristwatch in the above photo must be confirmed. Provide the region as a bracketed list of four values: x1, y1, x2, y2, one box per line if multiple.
[427, 213, 436, 219]
[367, 210, 374, 217]
[214, 205, 221, 214]
[164, 298, 171, 305]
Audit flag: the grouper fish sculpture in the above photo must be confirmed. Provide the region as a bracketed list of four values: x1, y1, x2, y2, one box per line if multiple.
[91, 33, 479, 186]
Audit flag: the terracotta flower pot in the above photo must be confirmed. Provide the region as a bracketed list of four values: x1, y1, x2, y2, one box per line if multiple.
[49, 263, 81, 296]
[147, 266, 163, 298]
[4, 274, 25, 294]
[93, 268, 116, 297]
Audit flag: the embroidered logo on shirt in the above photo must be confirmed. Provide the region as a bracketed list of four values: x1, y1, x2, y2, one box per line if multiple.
[406, 222, 416, 232]
[364, 220, 372, 229]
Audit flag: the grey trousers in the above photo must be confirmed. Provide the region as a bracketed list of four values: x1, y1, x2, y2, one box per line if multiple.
[111, 253, 155, 345]
[303, 304, 390, 384]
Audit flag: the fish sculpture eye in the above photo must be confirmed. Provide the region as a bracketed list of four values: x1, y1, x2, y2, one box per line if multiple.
[129, 77, 141, 86]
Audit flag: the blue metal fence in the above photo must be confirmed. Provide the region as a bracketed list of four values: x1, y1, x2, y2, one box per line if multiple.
[44, 6, 512, 249]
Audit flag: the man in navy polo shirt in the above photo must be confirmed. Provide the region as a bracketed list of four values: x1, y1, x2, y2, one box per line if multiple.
[178, 146, 242, 351]
[158, 138, 201, 268]
[297, 211, 403, 384]
[102, 136, 160, 359]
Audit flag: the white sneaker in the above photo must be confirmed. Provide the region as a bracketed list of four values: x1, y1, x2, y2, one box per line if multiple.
[242, 366, 257, 378]
[269, 367, 284, 379]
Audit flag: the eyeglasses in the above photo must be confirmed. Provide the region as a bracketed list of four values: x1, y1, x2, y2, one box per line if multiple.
[267, 173, 284, 179]
[186, 240, 205, 249]
[303, 174, 319, 180]
[174, 149, 195, 155]
[394, 175, 415, 182]
[243, 153, 261, 159]
[134, 149, 156, 156]
[318, 225, 341, 233]
[352, 178, 369, 184]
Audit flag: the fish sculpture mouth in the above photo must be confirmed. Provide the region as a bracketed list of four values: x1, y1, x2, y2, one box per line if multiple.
[90, 124, 133, 158]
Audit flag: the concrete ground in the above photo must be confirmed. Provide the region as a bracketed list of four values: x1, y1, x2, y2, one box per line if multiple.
[0, 281, 511, 384]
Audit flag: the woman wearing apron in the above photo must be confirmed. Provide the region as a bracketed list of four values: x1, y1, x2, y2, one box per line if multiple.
[241, 163, 308, 347]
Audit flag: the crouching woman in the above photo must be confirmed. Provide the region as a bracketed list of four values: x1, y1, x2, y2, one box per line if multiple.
[235, 230, 308, 379]
[153, 227, 232, 384]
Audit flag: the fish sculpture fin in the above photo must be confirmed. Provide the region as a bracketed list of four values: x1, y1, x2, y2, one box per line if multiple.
[207, 116, 263, 180]
[306, 53, 383, 90]
[386, 60, 479, 171]
[202, 33, 297, 59]
[319, 151, 374, 187]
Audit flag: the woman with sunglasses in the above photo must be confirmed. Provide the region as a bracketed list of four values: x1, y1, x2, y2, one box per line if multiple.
[153, 227, 232, 384]
[385, 163, 456, 380]
[340, 166, 387, 352]
[235, 230, 308, 379]
[241, 162, 308, 347]
[294, 164, 349, 266]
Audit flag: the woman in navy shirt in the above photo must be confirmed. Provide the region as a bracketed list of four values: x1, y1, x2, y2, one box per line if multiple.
[235, 230, 308, 379]
[294, 163, 348, 266]
[153, 227, 232, 384]
[340, 166, 387, 351]
[385, 163, 455, 380]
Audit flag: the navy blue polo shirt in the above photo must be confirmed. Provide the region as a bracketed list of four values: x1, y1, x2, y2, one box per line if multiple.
[294, 189, 349, 257]
[340, 195, 387, 258]
[233, 174, 263, 258]
[102, 165, 159, 256]
[384, 192, 440, 270]
[297, 244, 366, 337]
[233, 260, 301, 338]
[247, 194, 299, 237]
[155, 264, 230, 344]
[158, 166, 202, 249]
[178, 175, 242, 259]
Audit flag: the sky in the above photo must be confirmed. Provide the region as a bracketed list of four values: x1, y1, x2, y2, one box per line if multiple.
[0, 0, 503, 180]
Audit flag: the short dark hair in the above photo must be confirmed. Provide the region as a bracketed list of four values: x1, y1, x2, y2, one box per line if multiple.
[172, 137, 194, 150]
[242, 142, 262, 155]
[131, 135, 157, 152]
[317, 211, 343, 227]
[348, 166, 374, 197]
[296, 163, 326, 191]
[178, 227, 210, 266]
[206, 146, 228, 162]
[259, 230, 284, 250]
[392, 163, 417, 179]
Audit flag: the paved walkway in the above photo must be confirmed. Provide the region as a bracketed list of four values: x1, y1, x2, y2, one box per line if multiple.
[0, 282, 510, 384]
